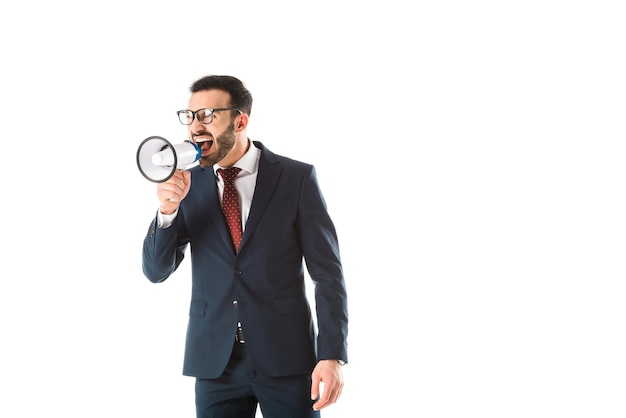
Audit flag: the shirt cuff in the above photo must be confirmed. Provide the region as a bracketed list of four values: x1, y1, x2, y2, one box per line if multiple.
[157, 207, 178, 228]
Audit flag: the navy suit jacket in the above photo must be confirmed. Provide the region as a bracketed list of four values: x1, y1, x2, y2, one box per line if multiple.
[142, 141, 348, 379]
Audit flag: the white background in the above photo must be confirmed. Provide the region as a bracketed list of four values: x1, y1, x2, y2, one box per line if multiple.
[1, 1, 625, 417]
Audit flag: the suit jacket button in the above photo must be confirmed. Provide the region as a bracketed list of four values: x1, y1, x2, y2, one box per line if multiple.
[234, 268, 242, 276]
[232, 300, 238, 307]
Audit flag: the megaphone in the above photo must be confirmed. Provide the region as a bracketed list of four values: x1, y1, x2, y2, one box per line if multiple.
[136, 136, 201, 183]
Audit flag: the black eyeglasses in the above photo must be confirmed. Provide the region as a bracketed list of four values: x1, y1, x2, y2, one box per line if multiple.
[177, 108, 242, 125]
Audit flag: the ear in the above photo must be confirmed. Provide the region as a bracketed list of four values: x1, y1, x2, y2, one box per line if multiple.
[235, 112, 249, 132]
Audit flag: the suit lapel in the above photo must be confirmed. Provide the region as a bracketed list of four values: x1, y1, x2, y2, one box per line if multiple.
[239, 143, 281, 252]
[195, 166, 235, 253]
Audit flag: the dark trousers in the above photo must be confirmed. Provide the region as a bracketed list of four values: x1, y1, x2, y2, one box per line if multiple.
[195, 342, 320, 418]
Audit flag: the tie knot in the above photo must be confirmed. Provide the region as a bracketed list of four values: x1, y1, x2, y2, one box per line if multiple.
[218, 167, 241, 184]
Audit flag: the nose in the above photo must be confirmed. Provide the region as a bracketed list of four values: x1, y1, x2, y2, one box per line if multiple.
[190, 115, 205, 130]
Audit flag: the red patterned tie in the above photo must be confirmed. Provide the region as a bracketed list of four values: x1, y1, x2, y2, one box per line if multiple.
[217, 167, 243, 252]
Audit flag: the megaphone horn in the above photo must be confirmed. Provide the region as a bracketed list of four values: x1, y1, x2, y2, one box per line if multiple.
[136, 136, 201, 183]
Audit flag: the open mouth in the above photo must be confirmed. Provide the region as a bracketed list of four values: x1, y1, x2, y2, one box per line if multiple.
[198, 140, 213, 156]
[193, 135, 214, 156]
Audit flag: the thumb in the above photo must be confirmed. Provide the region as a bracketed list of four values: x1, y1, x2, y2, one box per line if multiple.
[182, 170, 191, 185]
[311, 374, 321, 400]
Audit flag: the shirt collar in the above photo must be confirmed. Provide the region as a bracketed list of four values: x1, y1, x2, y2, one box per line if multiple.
[213, 139, 260, 176]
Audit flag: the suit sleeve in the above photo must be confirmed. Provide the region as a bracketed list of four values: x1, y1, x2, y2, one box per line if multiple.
[142, 211, 189, 283]
[298, 165, 349, 364]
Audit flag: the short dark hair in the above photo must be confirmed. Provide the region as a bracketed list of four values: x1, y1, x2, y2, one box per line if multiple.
[190, 75, 253, 116]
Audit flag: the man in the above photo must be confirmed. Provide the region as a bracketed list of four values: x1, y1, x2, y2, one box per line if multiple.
[142, 75, 348, 417]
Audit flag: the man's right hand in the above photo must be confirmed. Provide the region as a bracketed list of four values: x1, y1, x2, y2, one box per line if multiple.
[157, 170, 191, 215]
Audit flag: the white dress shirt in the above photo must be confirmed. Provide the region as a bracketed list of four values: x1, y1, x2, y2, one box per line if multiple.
[158, 140, 261, 229]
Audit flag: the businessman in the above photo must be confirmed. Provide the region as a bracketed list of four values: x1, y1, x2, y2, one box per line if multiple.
[142, 75, 348, 417]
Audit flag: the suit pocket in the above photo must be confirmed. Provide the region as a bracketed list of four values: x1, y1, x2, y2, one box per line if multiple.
[273, 296, 309, 315]
[189, 299, 207, 317]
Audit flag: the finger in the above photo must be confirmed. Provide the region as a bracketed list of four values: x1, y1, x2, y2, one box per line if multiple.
[157, 189, 181, 208]
[312, 383, 332, 411]
[158, 189, 179, 204]
[313, 379, 343, 411]
[158, 178, 184, 198]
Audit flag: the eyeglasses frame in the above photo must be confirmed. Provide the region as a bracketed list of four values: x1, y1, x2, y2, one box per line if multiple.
[177, 107, 243, 125]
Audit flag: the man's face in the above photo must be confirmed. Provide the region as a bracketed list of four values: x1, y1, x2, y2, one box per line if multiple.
[187, 89, 238, 167]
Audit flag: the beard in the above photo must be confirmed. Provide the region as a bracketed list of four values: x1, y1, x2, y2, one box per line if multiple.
[197, 121, 236, 168]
